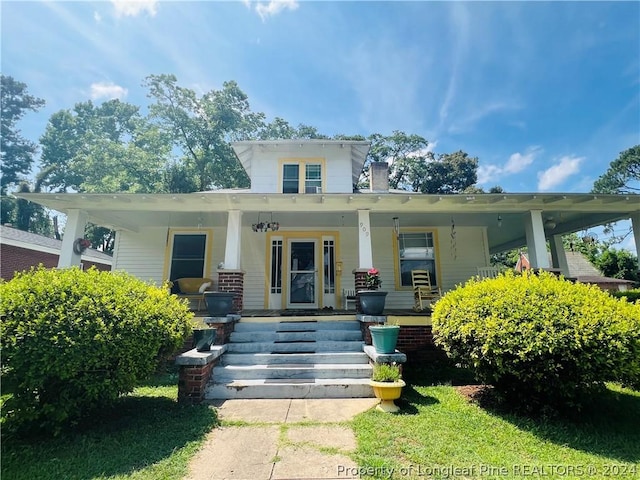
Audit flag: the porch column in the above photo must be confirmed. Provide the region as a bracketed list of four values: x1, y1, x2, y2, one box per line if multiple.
[223, 210, 242, 269]
[524, 210, 550, 269]
[632, 212, 640, 272]
[58, 209, 88, 268]
[220, 210, 244, 312]
[549, 234, 569, 275]
[357, 209, 374, 269]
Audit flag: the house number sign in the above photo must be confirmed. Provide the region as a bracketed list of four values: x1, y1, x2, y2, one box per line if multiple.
[359, 222, 370, 237]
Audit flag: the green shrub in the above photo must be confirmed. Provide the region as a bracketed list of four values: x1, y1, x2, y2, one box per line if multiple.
[611, 289, 640, 303]
[0, 266, 193, 434]
[432, 271, 640, 411]
[372, 363, 402, 382]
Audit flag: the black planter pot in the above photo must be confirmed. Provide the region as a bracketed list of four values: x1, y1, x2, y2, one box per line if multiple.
[203, 291, 236, 316]
[358, 290, 388, 315]
[193, 329, 217, 352]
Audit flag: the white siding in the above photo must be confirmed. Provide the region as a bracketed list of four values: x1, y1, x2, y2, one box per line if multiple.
[113, 227, 224, 286]
[113, 224, 489, 309]
[249, 145, 354, 193]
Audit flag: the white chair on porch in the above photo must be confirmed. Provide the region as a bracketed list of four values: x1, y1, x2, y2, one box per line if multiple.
[476, 266, 500, 279]
[342, 289, 356, 310]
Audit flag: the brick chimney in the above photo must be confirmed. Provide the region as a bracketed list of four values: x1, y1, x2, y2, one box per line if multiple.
[369, 162, 389, 192]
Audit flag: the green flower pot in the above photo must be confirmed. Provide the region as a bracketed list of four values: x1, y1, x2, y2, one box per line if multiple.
[369, 325, 400, 354]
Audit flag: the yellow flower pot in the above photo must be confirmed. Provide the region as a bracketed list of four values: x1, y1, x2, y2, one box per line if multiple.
[370, 379, 406, 413]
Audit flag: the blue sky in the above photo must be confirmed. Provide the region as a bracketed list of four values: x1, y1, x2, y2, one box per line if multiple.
[2, 2, 639, 195]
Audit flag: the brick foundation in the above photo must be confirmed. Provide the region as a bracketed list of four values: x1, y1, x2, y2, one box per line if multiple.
[360, 321, 444, 365]
[353, 269, 369, 312]
[217, 270, 244, 312]
[212, 321, 235, 345]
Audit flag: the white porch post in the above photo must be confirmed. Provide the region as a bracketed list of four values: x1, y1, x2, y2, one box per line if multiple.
[58, 209, 88, 268]
[549, 234, 569, 275]
[631, 212, 640, 272]
[223, 210, 242, 269]
[524, 210, 550, 269]
[357, 209, 374, 269]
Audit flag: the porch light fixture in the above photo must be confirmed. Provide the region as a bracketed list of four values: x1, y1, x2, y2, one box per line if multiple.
[392, 217, 400, 237]
[497, 215, 503, 228]
[252, 212, 280, 233]
[544, 217, 557, 230]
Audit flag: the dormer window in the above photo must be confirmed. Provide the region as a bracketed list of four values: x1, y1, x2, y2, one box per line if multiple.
[281, 161, 323, 194]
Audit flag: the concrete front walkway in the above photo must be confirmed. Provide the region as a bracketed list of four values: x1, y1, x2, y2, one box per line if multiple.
[185, 398, 379, 480]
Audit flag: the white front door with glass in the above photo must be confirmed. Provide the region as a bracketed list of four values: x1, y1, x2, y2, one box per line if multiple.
[287, 239, 318, 308]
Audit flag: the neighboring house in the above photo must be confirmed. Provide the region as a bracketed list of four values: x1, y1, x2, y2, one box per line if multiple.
[17, 140, 640, 311]
[0, 224, 112, 281]
[563, 251, 635, 291]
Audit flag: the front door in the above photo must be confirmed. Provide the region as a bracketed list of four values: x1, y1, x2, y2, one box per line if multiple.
[287, 239, 318, 309]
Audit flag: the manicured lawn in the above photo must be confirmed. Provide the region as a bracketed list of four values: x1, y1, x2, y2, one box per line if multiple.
[1, 369, 217, 480]
[352, 366, 640, 479]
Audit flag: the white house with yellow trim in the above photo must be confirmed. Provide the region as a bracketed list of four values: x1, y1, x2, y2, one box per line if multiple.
[19, 140, 640, 312]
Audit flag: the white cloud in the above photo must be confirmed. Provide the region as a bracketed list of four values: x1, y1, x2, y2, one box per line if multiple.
[537, 155, 584, 191]
[477, 165, 502, 185]
[94, 11, 102, 23]
[111, 0, 158, 18]
[90, 82, 128, 100]
[477, 146, 540, 185]
[254, 0, 299, 21]
[504, 146, 540, 174]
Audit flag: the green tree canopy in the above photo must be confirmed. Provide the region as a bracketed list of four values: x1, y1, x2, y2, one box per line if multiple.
[144, 74, 264, 191]
[39, 99, 168, 193]
[0, 75, 45, 195]
[592, 145, 640, 194]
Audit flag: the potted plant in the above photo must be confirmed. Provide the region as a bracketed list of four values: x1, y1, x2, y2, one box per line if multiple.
[203, 291, 237, 316]
[369, 319, 400, 354]
[358, 268, 387, 315]
[370, 362, 405, 413]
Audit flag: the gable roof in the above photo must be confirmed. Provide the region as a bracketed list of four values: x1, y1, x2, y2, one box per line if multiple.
[0, 225, 113, 263]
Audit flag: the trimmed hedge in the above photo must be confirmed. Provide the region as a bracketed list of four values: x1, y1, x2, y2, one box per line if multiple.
[0, 267, 193, 434]
[611, 289, 640, 303]
[432, 271, 640, 411]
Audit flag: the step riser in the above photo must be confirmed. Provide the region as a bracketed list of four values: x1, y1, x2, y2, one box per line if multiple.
[225, 341, 364, 353]
[221, 353, 369, 365]
[230, 331, 363, 343]
[206, 383, 374, 399]
[234, 321, 361, 332]
[213, 366, 372, 381]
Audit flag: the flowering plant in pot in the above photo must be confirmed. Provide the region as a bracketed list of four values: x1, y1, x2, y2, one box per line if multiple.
[370, 362, 405, 413]
[359, 268, 387, 315]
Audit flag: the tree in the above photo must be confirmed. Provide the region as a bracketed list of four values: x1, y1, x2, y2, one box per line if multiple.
[363, 131, 478, 194]
[595, 248, 639, 283]
[592, 145, 640, 194]
[366, 131, 430, 190]
[144, 74, 263, 191]
[411, 150, 478, 194]
[39, 99, 168, 194]
[0, 75, 45, 195]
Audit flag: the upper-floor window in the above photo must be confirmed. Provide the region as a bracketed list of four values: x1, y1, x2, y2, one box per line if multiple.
[397, 232, 438, 287]
[281, 162, 323, 193]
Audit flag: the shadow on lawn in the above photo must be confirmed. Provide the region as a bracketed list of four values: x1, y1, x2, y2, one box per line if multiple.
[405, 359, 640, 463]
[491, 386, 640, 463]
[1, 387, 217, 480]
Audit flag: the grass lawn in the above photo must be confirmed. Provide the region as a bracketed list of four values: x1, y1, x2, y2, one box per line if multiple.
[352, 365, 640, 479]
[1, 369, 217, 480]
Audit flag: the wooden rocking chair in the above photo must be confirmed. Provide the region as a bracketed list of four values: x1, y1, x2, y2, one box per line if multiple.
[411, 269, 441, 311]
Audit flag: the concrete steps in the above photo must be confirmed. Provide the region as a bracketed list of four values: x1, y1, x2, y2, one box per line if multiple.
[206, 319, 374, 400]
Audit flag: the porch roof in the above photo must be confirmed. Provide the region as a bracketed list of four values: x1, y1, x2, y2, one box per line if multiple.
[16, 191, 639, 253]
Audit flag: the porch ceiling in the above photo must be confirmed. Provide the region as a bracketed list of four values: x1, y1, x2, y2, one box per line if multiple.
[17, 192, 639, 253]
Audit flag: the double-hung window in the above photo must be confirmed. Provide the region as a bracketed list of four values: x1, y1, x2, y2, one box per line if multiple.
[397, 232, 437, 287]
[281, 161, 323, 193]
